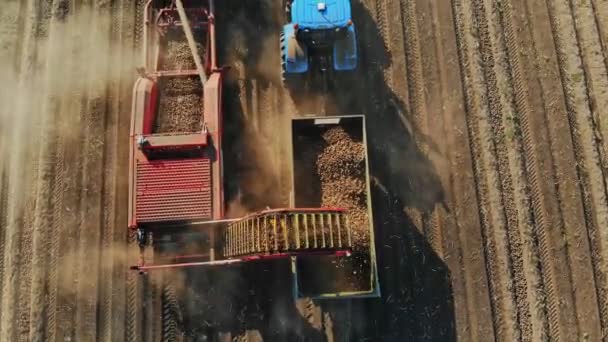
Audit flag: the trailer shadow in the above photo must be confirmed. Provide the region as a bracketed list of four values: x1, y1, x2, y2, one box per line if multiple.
[187, 1, 458, 341]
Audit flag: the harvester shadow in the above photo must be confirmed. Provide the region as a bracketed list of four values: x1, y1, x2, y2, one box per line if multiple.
[190, 1, 457, 341]
[312, 2, 456, 341]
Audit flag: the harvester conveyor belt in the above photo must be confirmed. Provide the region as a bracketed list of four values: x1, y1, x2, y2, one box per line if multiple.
[223, 209, 352, 258]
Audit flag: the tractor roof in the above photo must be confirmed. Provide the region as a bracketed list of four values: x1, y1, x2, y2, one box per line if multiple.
[291, 0, 352, 29]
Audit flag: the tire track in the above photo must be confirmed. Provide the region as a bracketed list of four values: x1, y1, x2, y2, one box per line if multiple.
[398, 0, 426, 129]
[161, 277, 180, 342]
[546, 0, 608, 337]
[53, 3, 89, 341]
[0, 172, 7, 336]
[126, 2, 145, 341]
[0, 0, 23, 190]
[384, 0, 408, 104]
[412, 0, 445, 257]
[151, 272, 164, 342]
[73, 2, 112, 339]
[357, 1, 416, 336]
[522, 0, 604, 339]
[7, 0, 51, 340]
[398, 0, 444, 249]
[0, 3, 22, 330]
[125, 233, 141, 342]
[589, 0, 608, 72]
[28, 0, 70, 339]
[45, 88, 66, 342]
[572, 0, 608, 187]
[373, 0, 391, 88]
[98, 1, 121, 340]
[428, 0, 495, 339]
[452, 0, 520, 340]
[473, 0, 551, 340]
[0, 6, 26, 331]
[109, 0, 137, 340]
[498, 0, 584, 339]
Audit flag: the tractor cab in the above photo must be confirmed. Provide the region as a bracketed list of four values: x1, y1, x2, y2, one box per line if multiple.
[281, 0, 357, 85]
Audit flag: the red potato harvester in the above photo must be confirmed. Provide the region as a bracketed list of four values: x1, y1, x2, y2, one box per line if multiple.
[129, 0, 379, 299]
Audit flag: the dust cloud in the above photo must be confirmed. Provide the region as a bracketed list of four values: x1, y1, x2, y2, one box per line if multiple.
[0, 2, 137, 341]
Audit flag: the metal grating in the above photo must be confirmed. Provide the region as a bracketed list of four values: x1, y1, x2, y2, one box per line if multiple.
[136, 158, 212, 223]
[224, 210, 351, 258]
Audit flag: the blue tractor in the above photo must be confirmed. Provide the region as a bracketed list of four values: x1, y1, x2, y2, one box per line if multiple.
[280, 0, 358, 88]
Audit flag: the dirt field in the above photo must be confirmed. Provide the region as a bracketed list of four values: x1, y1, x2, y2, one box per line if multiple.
[1, 0, 608, 341]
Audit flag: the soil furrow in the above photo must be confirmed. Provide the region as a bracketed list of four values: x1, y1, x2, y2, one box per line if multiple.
[523, 0, 604, 340]
[385, 0, 408, 103]
[573, 0, 608, 176]
[28, 1, 74, 339]
[126, 2, 145, 340]
[590, 0, 608, 71]
[0, 1, 22, 73]
[413, 0, 444, 257]
[474, 0, 552, 340]
[161, 278, 180, 342]
[0, 173, 7, 335]
[125, 234, 141, 342]
[399, 0, 438, 249]
[97, 1, 122, 340]
[108, 0, 137, 340]
[546, 0, 608, 336]
[53, 4, 89, 340]
[373, 0, 391, 88]
[53, 74, 84, 342]
[45, 94, 66, 342]
[409, 3, 452, 338]
[151, 272, 164, 342]
[498, 0, 583, 340]
[398, 0, 427, 140]
[0, 0, 23, 191]
[452, 0, 521, 340]
[73, 3, 112, 339]
[4, 0, 50, 340]
[17, 171, 38, 342]
[428, 0, 495, 339]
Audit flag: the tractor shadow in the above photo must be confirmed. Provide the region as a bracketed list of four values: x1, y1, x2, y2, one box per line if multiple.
[188, 1, 457, 341]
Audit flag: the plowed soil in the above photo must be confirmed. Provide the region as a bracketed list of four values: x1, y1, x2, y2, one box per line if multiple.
[1, 0, 608, 341]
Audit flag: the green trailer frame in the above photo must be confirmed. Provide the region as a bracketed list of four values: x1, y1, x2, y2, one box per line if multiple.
[289, 115, 380, 299]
